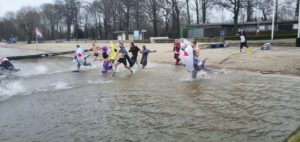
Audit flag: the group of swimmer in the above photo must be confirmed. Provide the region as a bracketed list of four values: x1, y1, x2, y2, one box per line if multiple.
[73, 41, 156, 76]
[73, 38, 210, 79]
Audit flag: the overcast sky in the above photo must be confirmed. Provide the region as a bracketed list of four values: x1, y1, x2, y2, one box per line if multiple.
[0, 0, 232, 23]
[0, 0, 54, 17]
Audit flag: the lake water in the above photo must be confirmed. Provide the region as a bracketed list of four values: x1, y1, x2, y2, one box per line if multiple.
[0, 51, 299, 142]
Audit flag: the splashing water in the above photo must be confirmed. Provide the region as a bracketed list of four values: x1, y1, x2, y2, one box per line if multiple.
[0, 80, 26, 100]
[35, 65, 48, 74]
[53, 82, 72, 90]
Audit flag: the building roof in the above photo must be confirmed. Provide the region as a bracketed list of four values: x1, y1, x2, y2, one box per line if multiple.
[186, 20, 298, 28]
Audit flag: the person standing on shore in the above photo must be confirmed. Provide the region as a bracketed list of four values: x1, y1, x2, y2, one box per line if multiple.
[173, 39, 181, 65]
[140, 45, 156, 69]
[129, 42, 141, 67]
[237, 29, 250, 53]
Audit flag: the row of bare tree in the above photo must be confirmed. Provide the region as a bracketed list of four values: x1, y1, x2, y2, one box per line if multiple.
[0, 0, 298, 43]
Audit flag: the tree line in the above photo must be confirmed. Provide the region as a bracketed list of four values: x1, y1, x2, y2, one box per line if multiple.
[0, 0, 298, 44]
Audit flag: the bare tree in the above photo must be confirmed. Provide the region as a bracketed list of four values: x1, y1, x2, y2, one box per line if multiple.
[41, 3, 57, 40]
[186, 0, 191, 24]
[217, 0, 243, 32]
[297, 0, 299, 18]
[201, 0, 214, 23]
[144, 0, 160, 36]
[194, 0, 200, 24]
[160, 0, 172, 35]
[16, 7, 40, 44]
[0, 12, 19, 40]
[256, 0, 272, 21]
[171, 0, 181, 37]
[245, 0, 254, 22]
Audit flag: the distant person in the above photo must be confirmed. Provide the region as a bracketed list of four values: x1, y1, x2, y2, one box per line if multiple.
[73, 45, 91, 72]
[90, 42, 100, 62]
[173, 39, 181, 65]
[140, 45, 157, 69]
[112, 43, 133, 76]
[237, 29, 249, 53]
[129, 42, 140, 67]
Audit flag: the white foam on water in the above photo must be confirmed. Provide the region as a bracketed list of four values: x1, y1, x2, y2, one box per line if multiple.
[0, 81, 26, 101]
[87, 80, 113, 85]
[53, 82, 72, 90]
[35, 65, 48, 74]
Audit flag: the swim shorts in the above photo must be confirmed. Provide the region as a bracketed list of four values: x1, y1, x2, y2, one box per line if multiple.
[117, 58, 127, 65]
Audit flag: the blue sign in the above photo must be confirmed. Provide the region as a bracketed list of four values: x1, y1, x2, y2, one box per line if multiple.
[134, 30, 140, 38]
[220, 31, 225, 36]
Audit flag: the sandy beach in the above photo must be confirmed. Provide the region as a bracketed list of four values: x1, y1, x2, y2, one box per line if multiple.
[1, 41, 300, 76]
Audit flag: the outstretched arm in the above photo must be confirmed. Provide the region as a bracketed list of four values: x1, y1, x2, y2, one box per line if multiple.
[150, 50, 157, 53]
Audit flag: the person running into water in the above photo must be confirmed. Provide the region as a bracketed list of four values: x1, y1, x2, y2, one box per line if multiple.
[140, 45, 157, 69]
[108, 41, 118, 70]
[101, 45, 111, 74]
[73, 45, 91, 72]
[173, 39, 181, 65]
[237, 29, 250, 53]
[0, 57, 20, 72]
[90, 42, 100, 62]
[191, 40, 207, 79]
[129, 42, 140, 67]
[119, 43, 134, 68]
[112, 43, 133, 76]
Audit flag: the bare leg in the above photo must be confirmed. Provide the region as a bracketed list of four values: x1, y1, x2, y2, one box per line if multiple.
[77, 62, 81, 71]
[112, 62, 121, 76]
[124, 65, 133, 73]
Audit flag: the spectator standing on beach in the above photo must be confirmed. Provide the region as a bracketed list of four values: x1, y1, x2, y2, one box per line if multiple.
[237, 29, 250, 53]
[173, 39, 181, 65]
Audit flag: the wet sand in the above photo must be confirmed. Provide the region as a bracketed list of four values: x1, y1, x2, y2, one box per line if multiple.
[1, 42, 300, 76]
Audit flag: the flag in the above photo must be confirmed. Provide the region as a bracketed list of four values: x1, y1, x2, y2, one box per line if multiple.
[35, 28, 43, 39]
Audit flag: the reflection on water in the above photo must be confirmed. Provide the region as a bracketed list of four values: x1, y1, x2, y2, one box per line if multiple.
[0, 57, 299, 142]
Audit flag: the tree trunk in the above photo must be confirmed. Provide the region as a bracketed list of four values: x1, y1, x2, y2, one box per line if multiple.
[275, 0, 278, 31]
[172, 4, 176, 38]
[186, 0, 191, 24]
[296, 0, 299, 18]
[246, 0, 252, 22]
[201, 0, 206, 23]
[152, 0, 158, 36]
[135, 0, 140, 29]
[262, 10, 267, 21]
[175, 3, 180, 37]
[233, 0, 240, 32]
[125, 0, 131, 40]
[195, 0, 200, 24]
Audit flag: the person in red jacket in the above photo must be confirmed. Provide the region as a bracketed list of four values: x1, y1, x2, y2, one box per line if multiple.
[173, 39, 181, 65]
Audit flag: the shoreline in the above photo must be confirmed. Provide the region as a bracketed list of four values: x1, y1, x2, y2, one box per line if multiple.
[1, 42, 300, 77]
